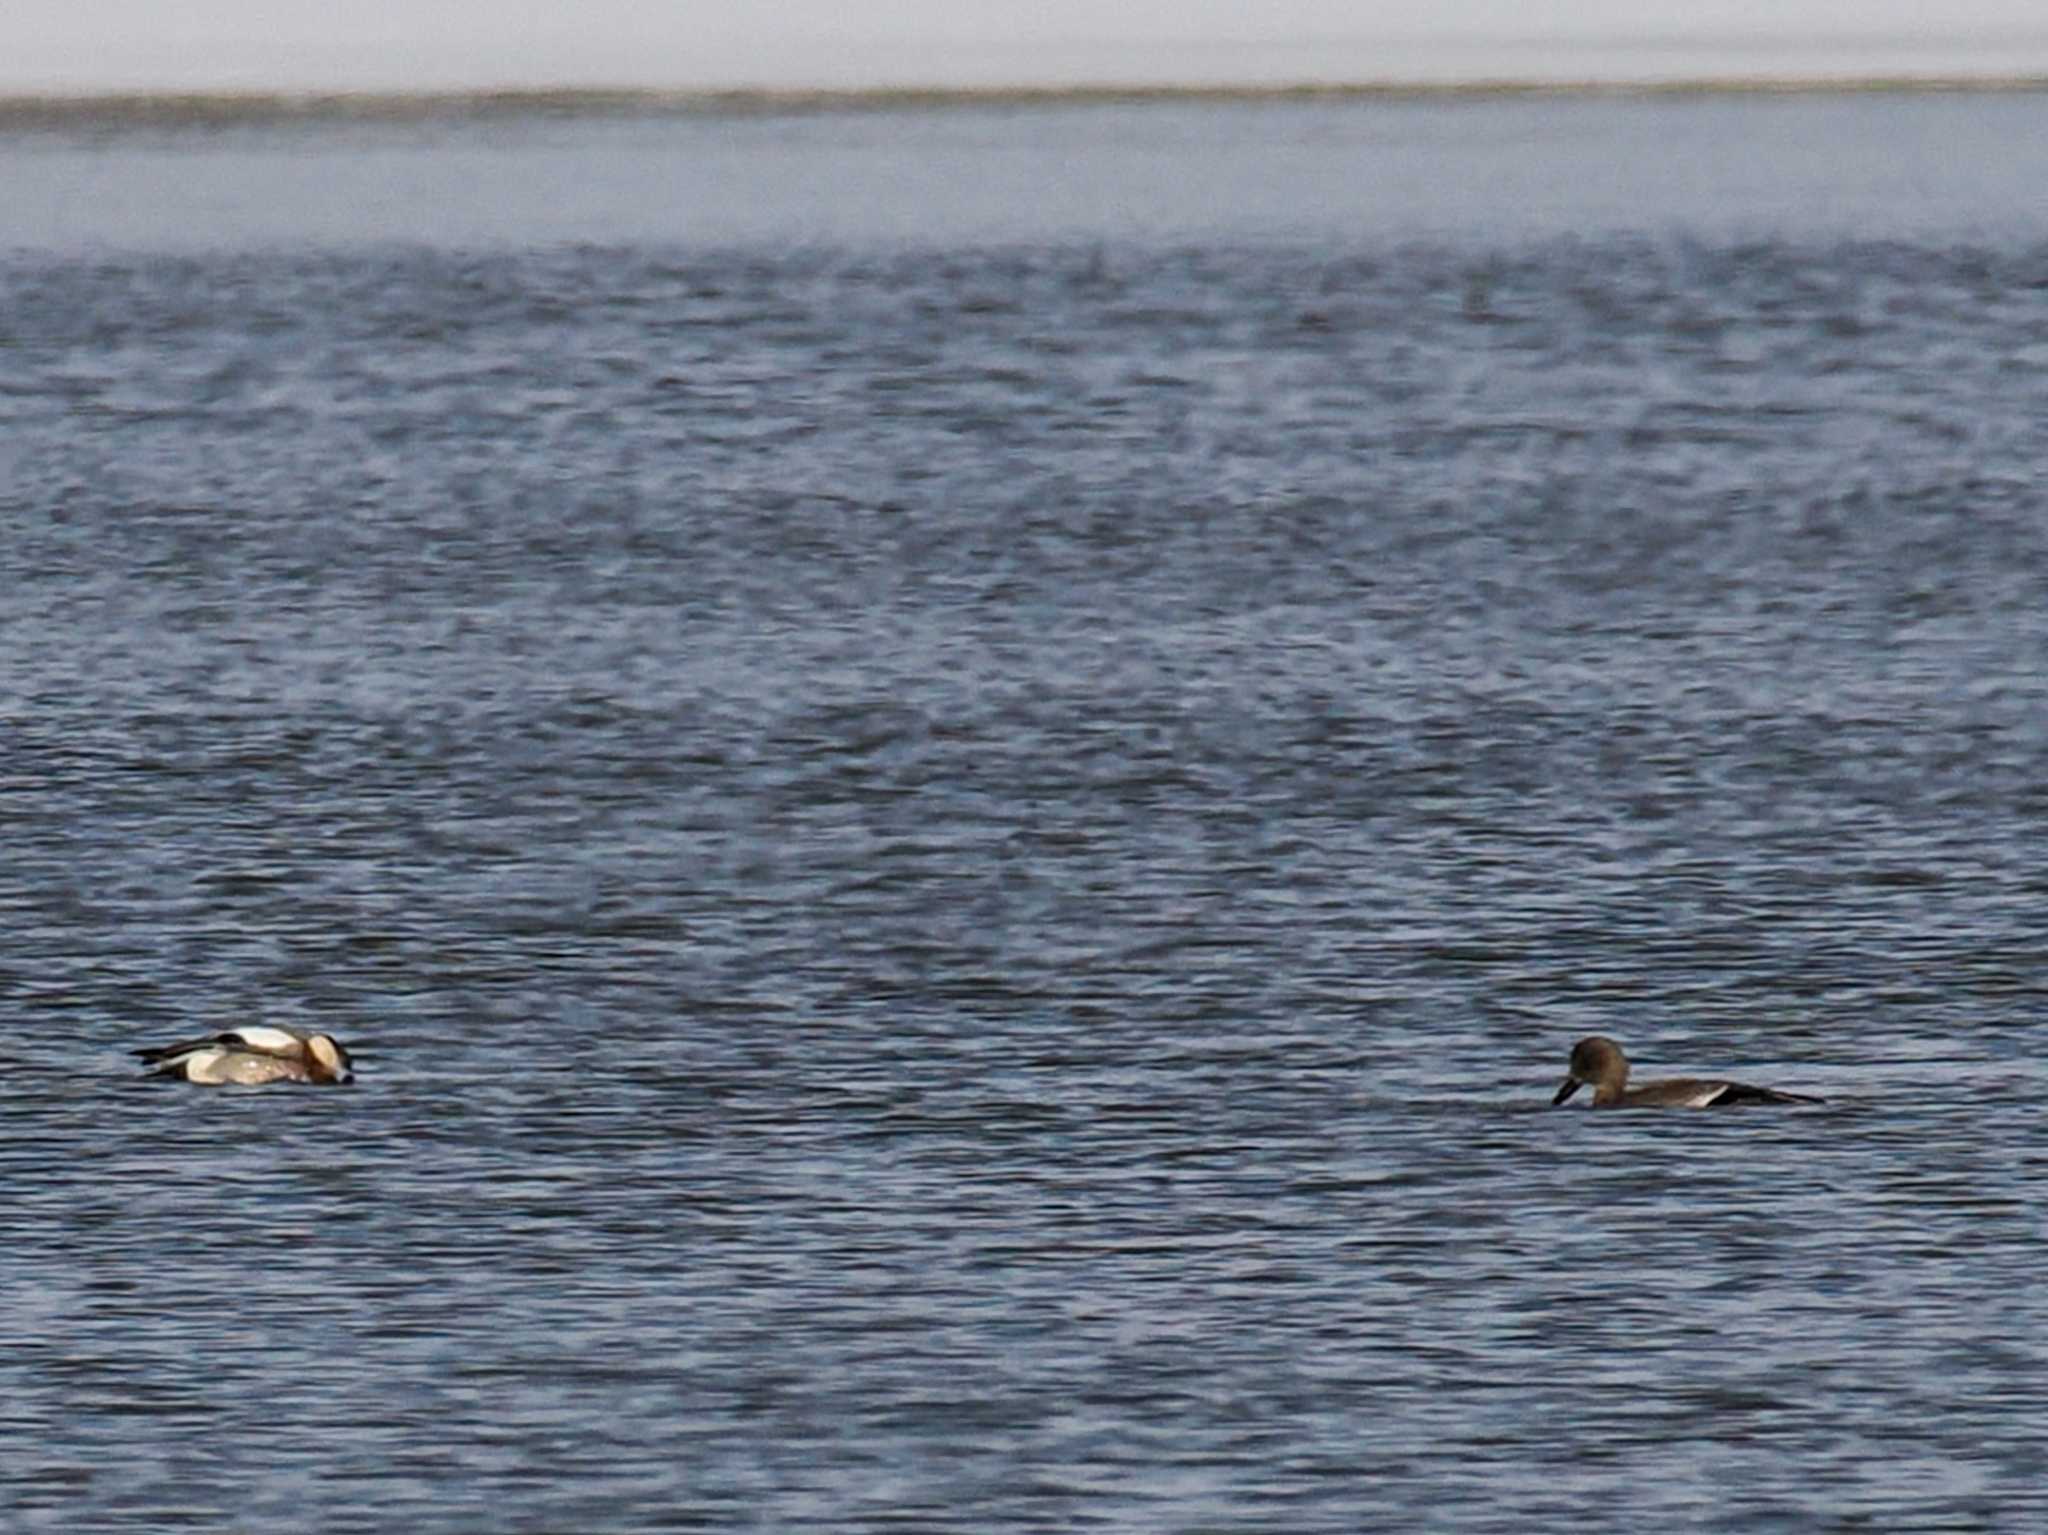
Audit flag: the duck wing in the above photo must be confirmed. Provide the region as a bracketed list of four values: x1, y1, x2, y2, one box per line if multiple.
[216, 1025, 307, 1056]
[136, 1025, 307, 1063]
[133, 1032, 244, 1064]
[1701, 1080, 1825, 1106]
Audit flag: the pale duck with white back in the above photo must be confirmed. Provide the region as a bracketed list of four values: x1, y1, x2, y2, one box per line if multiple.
[135, 1024, 355, 1086]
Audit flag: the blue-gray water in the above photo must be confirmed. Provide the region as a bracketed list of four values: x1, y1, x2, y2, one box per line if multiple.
[4, 91, 2047, 1532]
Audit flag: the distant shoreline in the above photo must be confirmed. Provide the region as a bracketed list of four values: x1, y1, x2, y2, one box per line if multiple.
[5, 76, 2048, 129]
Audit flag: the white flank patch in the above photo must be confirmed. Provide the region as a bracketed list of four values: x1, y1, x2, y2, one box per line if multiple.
[182, 1047, 231, 1082]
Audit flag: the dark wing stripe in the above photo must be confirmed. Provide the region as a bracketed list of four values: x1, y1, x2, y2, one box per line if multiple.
[1707, 1081, 1826, 1106]
[135, 1033, 246, 1062]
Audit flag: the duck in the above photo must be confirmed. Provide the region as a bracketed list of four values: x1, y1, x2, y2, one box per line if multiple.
[135, 1024, 355, 1086]
[1551, 1035, 1820, 1109]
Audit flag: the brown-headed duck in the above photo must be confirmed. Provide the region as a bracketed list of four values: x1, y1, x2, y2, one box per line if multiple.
[1552, 1035, 1820, 1109]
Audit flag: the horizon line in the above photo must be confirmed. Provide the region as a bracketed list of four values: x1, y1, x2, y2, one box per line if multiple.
[5, 74, 2048, 127]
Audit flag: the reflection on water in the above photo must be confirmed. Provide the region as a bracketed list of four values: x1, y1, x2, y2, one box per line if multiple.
[3, 99, 2048, 1531]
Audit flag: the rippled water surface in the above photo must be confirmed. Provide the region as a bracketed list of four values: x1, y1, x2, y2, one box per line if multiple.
[4, 92, 2048, 1532]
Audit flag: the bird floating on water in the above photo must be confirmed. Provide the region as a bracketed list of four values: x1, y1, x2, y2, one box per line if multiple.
[1552, 1035, 1821, 1109]
[135, 1024, 355, 1086]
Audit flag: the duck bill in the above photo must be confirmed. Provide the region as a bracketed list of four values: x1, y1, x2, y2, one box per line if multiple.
[1552, 1076, 1584, 1106]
